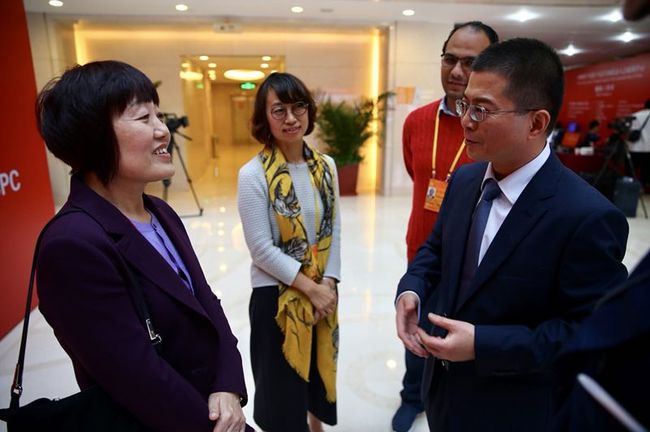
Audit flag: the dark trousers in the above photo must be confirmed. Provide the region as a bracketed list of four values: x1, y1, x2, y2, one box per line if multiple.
[399, 350, 425, 410]
[631, 152, 650, 190]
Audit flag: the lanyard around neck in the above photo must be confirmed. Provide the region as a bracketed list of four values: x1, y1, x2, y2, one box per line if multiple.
[432, 107, 466, 179]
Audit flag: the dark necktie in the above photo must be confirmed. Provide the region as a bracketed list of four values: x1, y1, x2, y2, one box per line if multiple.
[457, 178, 501, 306]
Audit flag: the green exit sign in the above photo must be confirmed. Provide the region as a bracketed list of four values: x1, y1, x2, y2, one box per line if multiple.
[240, 82, 256, 90]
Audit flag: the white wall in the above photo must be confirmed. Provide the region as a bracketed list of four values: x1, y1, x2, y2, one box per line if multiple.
[383, 21, 450, 196]
[26, 17, 456, 202]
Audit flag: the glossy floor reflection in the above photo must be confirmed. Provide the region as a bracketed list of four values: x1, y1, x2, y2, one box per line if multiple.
[1, 160, 649, 431]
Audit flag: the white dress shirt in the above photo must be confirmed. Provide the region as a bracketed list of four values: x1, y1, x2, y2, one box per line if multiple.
[478, 144, 551, 264]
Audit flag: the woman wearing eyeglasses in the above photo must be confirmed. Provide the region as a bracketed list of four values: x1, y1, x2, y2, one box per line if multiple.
[237, 72, 341, 432]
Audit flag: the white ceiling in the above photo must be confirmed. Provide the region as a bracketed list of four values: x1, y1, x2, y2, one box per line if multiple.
[23, 0, 650, 68]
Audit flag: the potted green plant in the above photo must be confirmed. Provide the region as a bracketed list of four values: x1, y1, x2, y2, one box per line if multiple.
[315, 92, 392, 195]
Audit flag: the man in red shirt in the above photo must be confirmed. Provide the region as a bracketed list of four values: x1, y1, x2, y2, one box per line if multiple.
[393, 21, 498, 432]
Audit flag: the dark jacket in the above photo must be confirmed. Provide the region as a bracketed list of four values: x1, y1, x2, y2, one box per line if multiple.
[37, 176, 251, 432]
[397, 153, 629, 431]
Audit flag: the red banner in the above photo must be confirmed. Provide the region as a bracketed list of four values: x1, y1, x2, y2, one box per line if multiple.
[0, 0, 55, 337]
[559, 52, 650, 138]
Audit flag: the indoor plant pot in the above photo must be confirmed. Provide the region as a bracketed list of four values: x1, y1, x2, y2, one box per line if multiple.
[315, 93, 391, 196]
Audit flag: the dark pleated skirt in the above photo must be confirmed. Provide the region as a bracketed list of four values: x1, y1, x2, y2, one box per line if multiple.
[249, 286, 337, 432]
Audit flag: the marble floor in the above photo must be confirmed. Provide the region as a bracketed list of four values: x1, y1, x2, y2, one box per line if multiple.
[1, 151, 649, 432]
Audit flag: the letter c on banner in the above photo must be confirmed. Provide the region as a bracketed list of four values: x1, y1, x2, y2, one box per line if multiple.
[0, 169, 21, 196]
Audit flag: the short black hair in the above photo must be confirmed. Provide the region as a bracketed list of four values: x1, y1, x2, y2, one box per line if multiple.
[36, 60, 160, 185]
[441, 21, 499, 55]
[472, 38, 564, 134]
[251, 72, 316, 146]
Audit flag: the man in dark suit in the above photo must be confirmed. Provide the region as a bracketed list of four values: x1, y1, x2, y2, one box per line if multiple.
[553, 251, 650, 431]
[395, 38, 629, 431]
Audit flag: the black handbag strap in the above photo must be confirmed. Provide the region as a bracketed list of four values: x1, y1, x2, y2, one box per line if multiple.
[639, 112, 650, 130]
[9, 208, 162, 409]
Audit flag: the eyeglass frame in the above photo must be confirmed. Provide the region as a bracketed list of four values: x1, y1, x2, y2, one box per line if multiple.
[440, 53, 476, 70]
[455, 99, 542, 123]
[269, 101, 309, 120]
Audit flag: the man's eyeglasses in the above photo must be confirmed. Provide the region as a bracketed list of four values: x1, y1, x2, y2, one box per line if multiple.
[441, 53, 475, 70]
[270, 101, 309, 120]
[455, 99, 540, 123]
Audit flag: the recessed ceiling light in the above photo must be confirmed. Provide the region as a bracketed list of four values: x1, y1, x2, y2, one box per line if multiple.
[560, 44, 580, 56]
[291, 6, 304, 14]
[175, 4, 189, 12]
[262, 55, 272, 61]
[260, 63, 269, 69]
[199, 55, 209, 61]
[208, 62, 217, 68]
[402, 9, 415, 17]
[179, 71, 204, 81]
[224, 69, 266, 81]
[508, 9, 538, 23]
[181, 62, 191, 68]
[48, 0, 63, 7]
[601, 9, 622, 22]
[618, 31, 636, 42]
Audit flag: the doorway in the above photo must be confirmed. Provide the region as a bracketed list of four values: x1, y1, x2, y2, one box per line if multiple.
[179, 54, 285, 195]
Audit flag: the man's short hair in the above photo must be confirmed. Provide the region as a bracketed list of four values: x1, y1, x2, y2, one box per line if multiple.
[472, 38, 564, 134]
[441, 21, 499, 55]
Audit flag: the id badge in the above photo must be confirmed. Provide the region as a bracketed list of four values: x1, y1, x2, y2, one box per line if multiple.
[424, 178, 447, 212]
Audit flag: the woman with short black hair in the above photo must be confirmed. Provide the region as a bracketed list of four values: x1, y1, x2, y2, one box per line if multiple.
[36, 60, 252, 432]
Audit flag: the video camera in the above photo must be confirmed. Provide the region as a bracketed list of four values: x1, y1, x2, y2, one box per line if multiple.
[163, 113, 189, 133]
[608, 115, 636, 135]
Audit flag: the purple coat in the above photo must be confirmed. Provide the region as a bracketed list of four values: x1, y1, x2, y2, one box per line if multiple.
[37, 176, 252, 431]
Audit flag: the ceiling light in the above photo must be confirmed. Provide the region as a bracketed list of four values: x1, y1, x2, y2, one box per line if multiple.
[618, 31, 636, 42]
[208, 62, 217, 68]
[560, 44, 580, 56]
[48, 0, 63, 6]
[601, 9, 622, 22]
[181, 62, 190, 68]
[199, 55, 209, 61]
[260, 63, 269, 69]
[179, 71, 204, 81]
[175, 4, 189, 12]
[402, 9, 415, 17]
[224, 69, 265, 81]
[262, 55, 272, 61]
[291, 6, 304, 13]
[508, 9, 538, 23]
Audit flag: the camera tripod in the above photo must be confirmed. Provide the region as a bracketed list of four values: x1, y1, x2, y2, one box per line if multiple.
[593, 133, 647, 218]
[162, 130, 204, 218]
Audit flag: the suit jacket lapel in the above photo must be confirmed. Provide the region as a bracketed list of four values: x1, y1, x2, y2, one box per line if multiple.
[454, 154, 561, 313]
[144, 196, 216, 314]
[66, 176, 211, 321]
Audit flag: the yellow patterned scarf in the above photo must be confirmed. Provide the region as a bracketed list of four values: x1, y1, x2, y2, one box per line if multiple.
[260, 143, 338, 403]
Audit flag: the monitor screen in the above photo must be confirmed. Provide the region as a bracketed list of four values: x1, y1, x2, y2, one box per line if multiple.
[567, 121, 578, 133]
